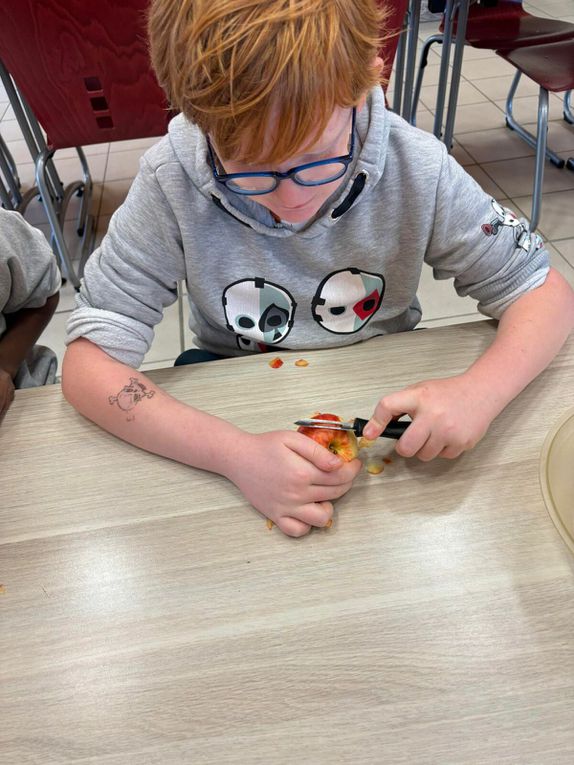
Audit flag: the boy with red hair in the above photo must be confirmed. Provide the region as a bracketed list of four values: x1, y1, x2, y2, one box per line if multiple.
[63, 0, 573, 535]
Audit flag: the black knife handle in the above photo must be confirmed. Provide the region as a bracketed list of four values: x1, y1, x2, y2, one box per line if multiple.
[353, 417, 410, 439]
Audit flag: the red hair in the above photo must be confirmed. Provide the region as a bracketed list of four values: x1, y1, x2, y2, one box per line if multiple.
[149, 0, 386, 163]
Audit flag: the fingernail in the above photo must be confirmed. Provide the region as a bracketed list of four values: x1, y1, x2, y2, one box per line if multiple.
[328, 455, 342, 467]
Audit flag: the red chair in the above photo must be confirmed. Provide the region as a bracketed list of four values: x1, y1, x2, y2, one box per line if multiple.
[0, 0, 171, 287]
[453, 1, 574, 49]
[496, 39, 574, 231]
[412, 0, 574, 140]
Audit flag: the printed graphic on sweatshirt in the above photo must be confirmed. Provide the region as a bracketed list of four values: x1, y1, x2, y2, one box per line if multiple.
[312, 267, 384, 334]
[481, 199, 538, 253]
[235, 337, 274, 353]
[223, 277, 296, 346]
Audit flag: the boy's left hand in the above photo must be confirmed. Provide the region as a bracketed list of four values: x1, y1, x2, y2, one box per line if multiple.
[0, 368, 15, 424]
[362, 374, 499, 461]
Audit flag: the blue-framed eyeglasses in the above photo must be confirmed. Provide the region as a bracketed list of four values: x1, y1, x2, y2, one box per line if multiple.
[207, 107, 356, 196]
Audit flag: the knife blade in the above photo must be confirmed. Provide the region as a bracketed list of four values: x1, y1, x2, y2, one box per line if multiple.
[294, 417, 410, 439]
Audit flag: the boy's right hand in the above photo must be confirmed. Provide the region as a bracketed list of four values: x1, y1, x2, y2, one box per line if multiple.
[0, 368, 15, 424]
[225, 431, 362, 537]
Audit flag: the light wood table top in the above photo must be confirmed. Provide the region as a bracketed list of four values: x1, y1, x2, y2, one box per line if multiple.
[1, 320, 574, 764]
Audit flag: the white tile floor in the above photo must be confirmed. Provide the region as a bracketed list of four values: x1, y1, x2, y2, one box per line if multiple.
[1, 0, 573, 374]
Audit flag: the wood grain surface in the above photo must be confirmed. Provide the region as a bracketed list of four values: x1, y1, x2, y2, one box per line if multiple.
[1, 321, 574, 764]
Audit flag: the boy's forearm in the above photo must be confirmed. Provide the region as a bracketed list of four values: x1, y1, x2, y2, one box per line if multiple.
[62, 338, 244, 478]
[463, 268, 574, 416]
[0, 293, 59, 377]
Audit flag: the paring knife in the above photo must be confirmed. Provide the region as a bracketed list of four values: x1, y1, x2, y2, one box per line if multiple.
[294, 417, 410, 439]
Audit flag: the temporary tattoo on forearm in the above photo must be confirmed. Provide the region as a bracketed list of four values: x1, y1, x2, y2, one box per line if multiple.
[108, 377, 155, 421]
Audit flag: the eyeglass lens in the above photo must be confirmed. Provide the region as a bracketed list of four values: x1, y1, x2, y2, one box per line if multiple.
[226, 161, 349, 193]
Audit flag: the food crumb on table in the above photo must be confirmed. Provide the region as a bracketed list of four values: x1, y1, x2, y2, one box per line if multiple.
[266, 518, 275, 530]
[366, 462, 384, 475]
[294, 359, 309, 367]
[268, 357, 284, 369]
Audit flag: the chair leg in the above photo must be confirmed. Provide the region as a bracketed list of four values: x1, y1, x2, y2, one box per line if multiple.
[505, 69, 522, 123]
[0, 138, 22, 206]
[392, 17, 408, 115]
[411, 34, 443, 126]
[0, 133, 21, 190]
[75, 147, 93, 236]
[0, 176, 14, 210]
[564, 90, 573, 124]
[433, 0, 456, 138]
[505, 70, 564, 168]
[530, 87, 549, 234]
[36, 147, 81, 289]
[0, 135, 38, 213]
[75, 147, 97, 278]
[0, 61, 65, 204]
[401, 0, 421, 123]
[443, 0, 470, 150]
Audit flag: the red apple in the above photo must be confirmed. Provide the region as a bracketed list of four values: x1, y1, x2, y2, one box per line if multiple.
[297, 412, 358, 462]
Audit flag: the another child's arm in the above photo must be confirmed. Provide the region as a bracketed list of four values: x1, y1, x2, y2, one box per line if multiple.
[0, 210, 61, 422]
[364, 268, 574, 458]
[63, 337, 361, 535]
[0, 292, 59, 420]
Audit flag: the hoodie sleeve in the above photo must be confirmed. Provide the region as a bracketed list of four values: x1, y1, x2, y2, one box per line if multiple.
[0, 209, 61, 313]
[66, 158, 186, 368]
[424, 145, 549, 319]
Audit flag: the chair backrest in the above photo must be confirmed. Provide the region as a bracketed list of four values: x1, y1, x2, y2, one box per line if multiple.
[0, 0, 410, 149]
[0, 0, 171, 149]
[378, 0, 410, 86]
[455, 1, 574, 50]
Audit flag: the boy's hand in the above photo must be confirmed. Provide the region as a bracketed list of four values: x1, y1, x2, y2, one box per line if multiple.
[225, 431, 362, 537]
[363, 374, 499, 461]
[0, 368, 15, 424]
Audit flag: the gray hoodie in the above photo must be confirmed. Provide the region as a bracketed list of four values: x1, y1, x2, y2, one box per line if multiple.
[66, 86, 548, 368]
[0, 209, 60, 386]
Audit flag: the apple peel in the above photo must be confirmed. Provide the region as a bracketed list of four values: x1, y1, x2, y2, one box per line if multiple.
[366, 461, 384, 475]
[269, 357, 283, 369]
[297, 412, 358, 462]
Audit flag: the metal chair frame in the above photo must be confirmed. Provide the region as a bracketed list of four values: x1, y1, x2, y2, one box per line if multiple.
[392, 0, 472, 150]
[0, 126, 38, 213]
[0, 134, 20, 209]
[412, 35, 573, 169]
[0, 59, 95, 288]
[502, 72, 573, 232]
[504, 71, 565, 169]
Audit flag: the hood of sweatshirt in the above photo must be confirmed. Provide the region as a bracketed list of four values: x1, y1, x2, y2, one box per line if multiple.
[166, 85, 391, 240]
